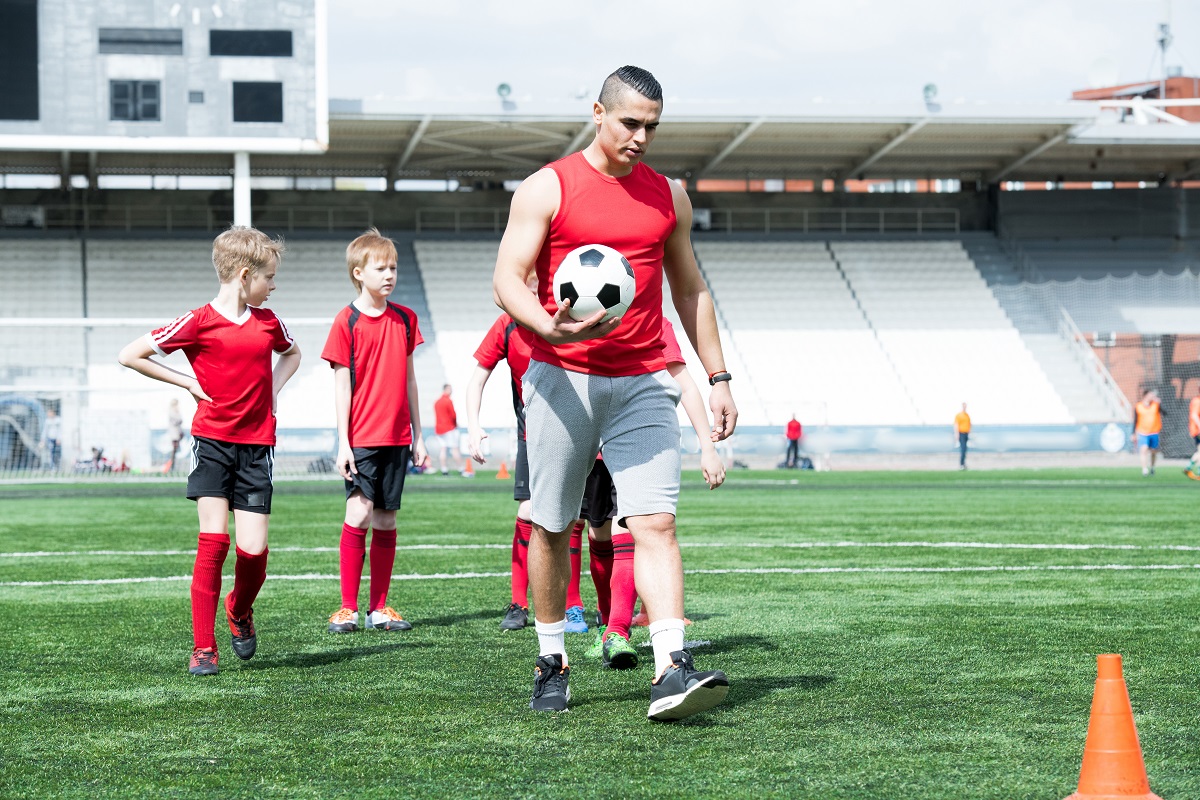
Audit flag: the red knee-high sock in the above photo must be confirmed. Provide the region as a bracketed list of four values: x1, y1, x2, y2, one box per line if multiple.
[588, 535, 614, 623]
[368, 528, 397, 612]
[228, 546, 268, 619]
[339, 523, 367, 611]
[605, 531, 636, 641]
[191, 533, 229, 650]
[566, 520, 585, 609]
[511, 517, 531, 606]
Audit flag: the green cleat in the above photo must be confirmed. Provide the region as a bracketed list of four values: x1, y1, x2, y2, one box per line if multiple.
[601, 632, 639, 670]
[584, 632, 605, 660]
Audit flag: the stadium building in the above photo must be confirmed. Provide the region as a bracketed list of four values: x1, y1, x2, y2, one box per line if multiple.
[2, 0, 1199, 473]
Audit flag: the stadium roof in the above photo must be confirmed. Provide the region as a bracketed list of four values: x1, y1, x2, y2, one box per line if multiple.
[4, 99, 1200, 185]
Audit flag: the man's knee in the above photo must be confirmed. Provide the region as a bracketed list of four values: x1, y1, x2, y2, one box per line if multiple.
[625, 513, 677, 545]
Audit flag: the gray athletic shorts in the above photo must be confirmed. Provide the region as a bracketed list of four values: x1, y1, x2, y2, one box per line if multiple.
[523, 360, 682, 532]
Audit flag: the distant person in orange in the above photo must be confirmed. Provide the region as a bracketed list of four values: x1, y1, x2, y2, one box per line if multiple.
[1131, 389, 1162, 477]
[784, 414, 802, 469]
[953, 403, 971, 470]
[433, 384, 459, 476]
[1185, 388, 1200, 480]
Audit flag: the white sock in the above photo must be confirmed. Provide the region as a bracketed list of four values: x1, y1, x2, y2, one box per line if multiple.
[648, 618, 686, 677]
[535, 618, 567, 666]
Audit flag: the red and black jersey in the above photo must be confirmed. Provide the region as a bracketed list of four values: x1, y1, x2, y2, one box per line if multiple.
[474, 313, 534, 435]
[321, 302, 423, 447]
[149, 303, 294, 446]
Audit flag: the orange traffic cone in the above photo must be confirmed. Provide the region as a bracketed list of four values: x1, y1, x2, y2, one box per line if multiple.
[1064, 654, 1161, 800]
[496, 461, 510, 480]
[462, 459, 475, 477]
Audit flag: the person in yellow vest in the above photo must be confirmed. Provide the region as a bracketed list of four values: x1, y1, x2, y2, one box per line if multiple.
[1131, 389, 1162, 477]
[953, 403, 971, 471]
[1185, 387, 1200, 480]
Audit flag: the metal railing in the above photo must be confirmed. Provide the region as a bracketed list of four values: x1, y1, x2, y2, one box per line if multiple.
[413, 206, 960, 235]
[704, 207, 959, 234]
[1057, 307, 1133, 420]
[0, 204, 379, 233]
[4, 202, 961, 235]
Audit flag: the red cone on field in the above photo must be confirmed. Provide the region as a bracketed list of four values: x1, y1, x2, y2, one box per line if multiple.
[495, 461, 510, 480]
[1064, 654, 1161, 800]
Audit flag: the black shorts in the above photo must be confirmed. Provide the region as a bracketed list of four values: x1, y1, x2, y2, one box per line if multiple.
[579, 458, 617, 528]
[513, 436, 530, 502]
[187, 436, 274, 514]
[345, 446, 410, 511]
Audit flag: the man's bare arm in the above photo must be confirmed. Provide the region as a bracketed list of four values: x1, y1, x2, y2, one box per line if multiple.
[662, 180, 738, 439]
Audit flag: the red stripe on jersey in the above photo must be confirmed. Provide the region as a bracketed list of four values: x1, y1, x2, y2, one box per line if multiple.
[149, 304, 293, 445]
[150, 311, 194, 353]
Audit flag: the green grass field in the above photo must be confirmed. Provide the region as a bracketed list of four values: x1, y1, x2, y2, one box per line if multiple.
[2, 468, 1198, 799]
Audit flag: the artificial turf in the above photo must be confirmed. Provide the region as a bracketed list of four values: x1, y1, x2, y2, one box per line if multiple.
[1, 468, 1197, 798]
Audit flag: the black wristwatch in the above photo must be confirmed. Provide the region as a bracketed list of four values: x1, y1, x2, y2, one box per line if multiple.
[708, 371, 732, 386]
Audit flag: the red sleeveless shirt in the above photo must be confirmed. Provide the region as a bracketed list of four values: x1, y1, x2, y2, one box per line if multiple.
[532, 151, 676, 376]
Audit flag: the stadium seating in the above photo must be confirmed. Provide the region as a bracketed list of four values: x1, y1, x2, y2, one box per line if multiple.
[0, 239, 86, 370]
[11, 230, 1191, 447]
[830, 240, 1074, 425]
[693, 240, 916, 425]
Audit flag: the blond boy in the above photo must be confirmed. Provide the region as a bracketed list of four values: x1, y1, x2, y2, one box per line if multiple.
[321, 229, 428, 634]
[118, 226, 301, 676]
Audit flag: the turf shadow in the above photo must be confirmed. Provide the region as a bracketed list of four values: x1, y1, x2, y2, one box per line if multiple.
[693, 634, 780, 656]
[243, 642, 421, 671]
[725, 673, 834, 708]
[421, 609, 510, 627]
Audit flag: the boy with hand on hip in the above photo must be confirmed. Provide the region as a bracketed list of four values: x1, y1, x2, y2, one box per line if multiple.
[118, 226, 301, 676]
[323, 229, 428, 635]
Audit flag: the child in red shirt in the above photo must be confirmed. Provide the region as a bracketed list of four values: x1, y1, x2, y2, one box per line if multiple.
[118, 226, 301, 676]
[322, 229, 428, 634]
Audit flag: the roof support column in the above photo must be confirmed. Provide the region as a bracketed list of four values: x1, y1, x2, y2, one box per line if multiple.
[233, 152, 251, 227]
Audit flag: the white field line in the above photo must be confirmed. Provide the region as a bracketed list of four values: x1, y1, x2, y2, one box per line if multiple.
[3, 563, 1199, 588]
[4, 540, 1200, 560]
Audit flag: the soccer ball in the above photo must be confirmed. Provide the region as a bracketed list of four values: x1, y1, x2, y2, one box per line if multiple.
[552, 244, 636, 322]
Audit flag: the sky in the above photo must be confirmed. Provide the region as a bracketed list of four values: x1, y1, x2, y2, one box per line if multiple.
[325, 0, 1200, 113]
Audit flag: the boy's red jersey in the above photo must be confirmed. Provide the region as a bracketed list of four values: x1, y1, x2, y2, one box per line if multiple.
[149, 303, 295, 446]
[474, 313, 534, 415]
[321, 302, 423, 447]
[660, 319, 685, 367]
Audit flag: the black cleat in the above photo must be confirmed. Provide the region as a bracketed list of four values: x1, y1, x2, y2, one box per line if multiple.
[501, 603, 529, 631]
[224, 593, 257, 660]
[647, 649, 729, 722]
[530, 654, 570, 712]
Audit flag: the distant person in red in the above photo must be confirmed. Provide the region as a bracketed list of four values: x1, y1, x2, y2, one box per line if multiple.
[785, 414, 802, 469]
[117, 226, 301, 677]
[434, 384, 459, 476]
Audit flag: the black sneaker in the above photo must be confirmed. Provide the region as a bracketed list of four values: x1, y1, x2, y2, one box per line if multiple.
[224, 593, 257, 660]
[501, 603, 528, 631]
[647, 649, 729, 722]
[530, 654, 570, 712]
